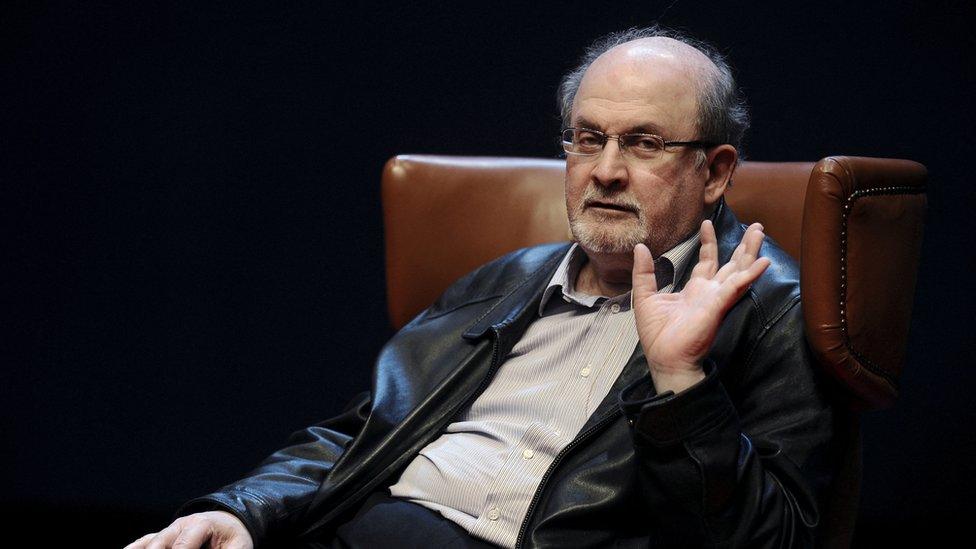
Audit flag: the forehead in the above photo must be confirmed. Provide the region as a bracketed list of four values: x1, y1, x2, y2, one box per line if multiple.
[573, 41, 702, 136]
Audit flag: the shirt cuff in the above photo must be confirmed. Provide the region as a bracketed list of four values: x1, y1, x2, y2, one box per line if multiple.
[617, 359, 738, 447]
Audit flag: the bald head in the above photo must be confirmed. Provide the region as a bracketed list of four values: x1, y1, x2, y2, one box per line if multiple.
[584, 36, 719, 93]
[575, 38, 721, 140]
[558, 27, 749, 156]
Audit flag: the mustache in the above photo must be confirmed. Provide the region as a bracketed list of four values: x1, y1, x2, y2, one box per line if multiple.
[580, 187, 642, 213]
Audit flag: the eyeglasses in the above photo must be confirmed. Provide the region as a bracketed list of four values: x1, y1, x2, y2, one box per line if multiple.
[560, 127, 718, 161]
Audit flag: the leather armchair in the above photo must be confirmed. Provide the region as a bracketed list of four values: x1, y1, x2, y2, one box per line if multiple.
[381, 154, 927, 548]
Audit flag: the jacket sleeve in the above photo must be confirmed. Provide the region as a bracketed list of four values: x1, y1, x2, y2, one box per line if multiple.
[618, 300, 837, 548]
[174, 390, 372, 545]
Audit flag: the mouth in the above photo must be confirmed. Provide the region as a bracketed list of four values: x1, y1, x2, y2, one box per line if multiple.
[585, 200, 638, 214]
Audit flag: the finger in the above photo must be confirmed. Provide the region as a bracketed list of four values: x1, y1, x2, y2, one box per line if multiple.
[729, 223, 762, 265]
[172, 519, 214, 548]
[738, 223, 765, 268]
[717, 224, 765, 283]
[715, 251, 743, 283]
[632, 243, 658, 300]
[691, 219, 719, 279]
[146, 523, 184, 549]
[717, 257, 772, 305]
[124, 532, 157, 549]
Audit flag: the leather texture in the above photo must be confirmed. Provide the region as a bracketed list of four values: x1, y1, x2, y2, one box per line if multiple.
[382, 156, 571, 330]
[799, 157, 927, 411]
[178, 202, 843, 548]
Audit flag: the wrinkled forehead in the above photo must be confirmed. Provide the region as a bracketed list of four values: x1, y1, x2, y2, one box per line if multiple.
[573, 38, 708, 135]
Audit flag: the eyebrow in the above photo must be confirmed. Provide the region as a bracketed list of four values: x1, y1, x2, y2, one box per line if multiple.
[573, 117, 666, 136]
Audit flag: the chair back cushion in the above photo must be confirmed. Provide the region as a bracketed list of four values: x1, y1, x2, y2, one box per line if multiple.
[382, 156, 567, 329]
[384, 155, 814, 326]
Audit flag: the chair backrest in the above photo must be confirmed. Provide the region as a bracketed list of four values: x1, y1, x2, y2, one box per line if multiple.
[382, 154, 926, 410]
[381, 154, 927, 547]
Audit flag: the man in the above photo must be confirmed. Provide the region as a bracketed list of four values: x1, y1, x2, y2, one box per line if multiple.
[128, 26, 837, 548]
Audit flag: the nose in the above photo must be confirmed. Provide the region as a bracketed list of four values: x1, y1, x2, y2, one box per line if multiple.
[590, 137, 628, 188]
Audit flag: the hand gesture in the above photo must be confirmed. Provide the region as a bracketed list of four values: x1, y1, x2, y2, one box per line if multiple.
[631, 220, 770, 394]
[123, 511, 253, 549]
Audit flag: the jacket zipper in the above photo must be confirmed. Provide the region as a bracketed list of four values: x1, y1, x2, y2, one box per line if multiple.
[514, 408, 622, 549]
[467, 329, 503, 411]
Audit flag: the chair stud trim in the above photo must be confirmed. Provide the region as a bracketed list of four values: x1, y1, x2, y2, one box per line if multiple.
[839, 184, 927, 389]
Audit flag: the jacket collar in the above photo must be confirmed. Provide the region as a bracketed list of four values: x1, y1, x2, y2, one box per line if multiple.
[462, 243, 572, 348]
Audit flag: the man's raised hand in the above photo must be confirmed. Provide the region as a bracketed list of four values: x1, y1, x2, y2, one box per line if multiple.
[631, 219, 771, 394]
[123, 511, 253, 549]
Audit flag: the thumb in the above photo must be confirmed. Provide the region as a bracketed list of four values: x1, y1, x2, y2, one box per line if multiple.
[632, 243, 658, 301]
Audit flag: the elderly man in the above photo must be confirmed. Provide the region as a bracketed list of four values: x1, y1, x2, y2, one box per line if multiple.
[128, 26, 836, 549]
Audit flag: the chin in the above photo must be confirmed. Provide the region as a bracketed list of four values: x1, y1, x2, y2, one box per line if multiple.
[570, 218, 647, 255]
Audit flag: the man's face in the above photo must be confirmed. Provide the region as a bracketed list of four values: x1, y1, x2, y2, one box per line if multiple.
[565, 41, 711, 258]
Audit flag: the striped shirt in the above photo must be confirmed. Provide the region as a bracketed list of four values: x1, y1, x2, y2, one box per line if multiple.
[389, 232, 701, 548]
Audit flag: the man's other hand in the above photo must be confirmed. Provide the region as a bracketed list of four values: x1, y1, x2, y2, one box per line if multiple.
[632, 219, 771, 394]
[123, 511, 254, 549]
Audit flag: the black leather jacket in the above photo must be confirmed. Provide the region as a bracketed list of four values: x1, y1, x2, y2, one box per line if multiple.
[179, 201, 838, 548]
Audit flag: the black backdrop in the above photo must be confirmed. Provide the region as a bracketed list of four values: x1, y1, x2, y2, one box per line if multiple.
[3, 1, 973, 546]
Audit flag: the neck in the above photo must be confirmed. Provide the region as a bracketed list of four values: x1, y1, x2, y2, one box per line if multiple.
[574, 249, 633, 298]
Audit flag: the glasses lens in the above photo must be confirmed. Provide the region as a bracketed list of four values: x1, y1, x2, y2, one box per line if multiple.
[561, 129, 589, 155]
[562, 128, 604, 155]
[620, 134, 665, 159]
[560, 129, 575, 153]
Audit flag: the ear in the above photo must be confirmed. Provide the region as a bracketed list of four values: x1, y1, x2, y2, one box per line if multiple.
[702, 144, 738, 208]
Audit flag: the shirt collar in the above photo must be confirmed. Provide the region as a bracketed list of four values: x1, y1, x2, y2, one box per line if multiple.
[539, 243, 595, 313]
[538, 229, 701, 316]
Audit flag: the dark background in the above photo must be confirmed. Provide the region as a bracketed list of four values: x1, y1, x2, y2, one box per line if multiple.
[3, 1, 973, 546]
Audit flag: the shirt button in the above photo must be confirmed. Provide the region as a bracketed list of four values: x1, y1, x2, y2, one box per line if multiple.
[487, 507, 501, 521]
[522, 448, 534, 460]
[610, 303, 621, 313]
[579, 366, 592, 378]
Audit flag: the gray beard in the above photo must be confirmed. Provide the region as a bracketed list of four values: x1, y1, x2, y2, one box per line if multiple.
[569, 214, 650, 254]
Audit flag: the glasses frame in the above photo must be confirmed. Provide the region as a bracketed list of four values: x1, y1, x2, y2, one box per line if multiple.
[560, 127, 719, 160]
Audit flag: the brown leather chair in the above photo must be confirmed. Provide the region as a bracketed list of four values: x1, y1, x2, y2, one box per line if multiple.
[381, 154, 927, 548]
